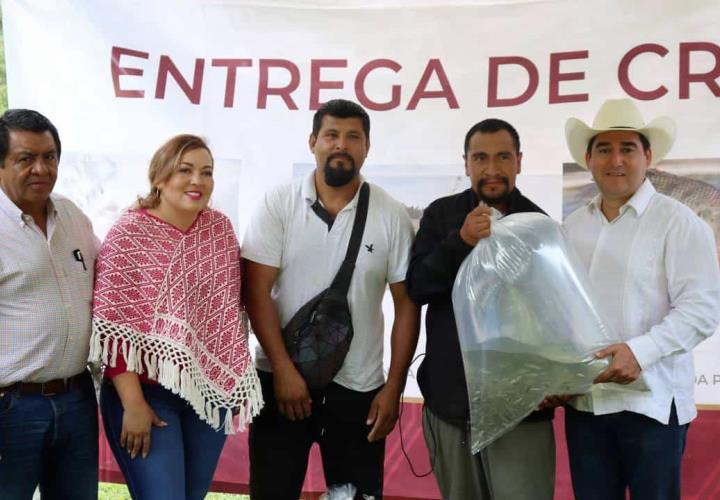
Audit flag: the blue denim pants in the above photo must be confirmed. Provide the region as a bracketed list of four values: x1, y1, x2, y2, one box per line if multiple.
[100, 380, 227, 500]
[0, 371, 99, 500]
[565, 403, 688, 500]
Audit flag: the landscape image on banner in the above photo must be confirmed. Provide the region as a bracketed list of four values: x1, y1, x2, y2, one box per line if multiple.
[563, 158, 720, 260]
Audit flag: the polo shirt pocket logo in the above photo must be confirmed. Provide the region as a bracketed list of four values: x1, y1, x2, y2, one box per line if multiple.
[364, 243, 374, 253]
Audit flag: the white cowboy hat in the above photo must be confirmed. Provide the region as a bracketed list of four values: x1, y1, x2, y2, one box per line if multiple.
[565, 98, 676, 168]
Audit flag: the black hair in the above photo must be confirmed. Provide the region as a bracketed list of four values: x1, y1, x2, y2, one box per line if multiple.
[312, 99, 370, 140]
[464, 118, 520, 155]
[586, 131, 650, 155]
[0, 109, 61, 166]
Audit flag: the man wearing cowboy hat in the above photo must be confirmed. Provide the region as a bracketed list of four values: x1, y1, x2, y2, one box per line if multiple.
[562, 98, 720, 499]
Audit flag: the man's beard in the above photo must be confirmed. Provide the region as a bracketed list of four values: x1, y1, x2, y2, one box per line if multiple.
[324, 153, 358, 187]
[476, 177, 510, 204]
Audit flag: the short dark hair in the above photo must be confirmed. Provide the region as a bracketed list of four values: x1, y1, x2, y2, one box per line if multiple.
[0, 109, 61, 166]
[586, 131, 650, 156]
[464, 118, 520, 156]
[312, 99, 370, 140]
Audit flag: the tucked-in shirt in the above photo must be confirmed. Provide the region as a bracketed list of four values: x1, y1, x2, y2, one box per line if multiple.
[563, 179, 720, 425]
[0, 189, 98, 385]
[243, 172, 414, 392]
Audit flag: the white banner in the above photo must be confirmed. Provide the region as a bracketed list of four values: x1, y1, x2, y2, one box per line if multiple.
[4, 0, 719, 401]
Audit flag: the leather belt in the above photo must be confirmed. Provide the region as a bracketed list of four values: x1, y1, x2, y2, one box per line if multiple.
[0, 371, 88, 397]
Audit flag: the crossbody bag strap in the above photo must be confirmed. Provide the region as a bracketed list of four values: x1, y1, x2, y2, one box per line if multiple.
[330, 182, 370, 293]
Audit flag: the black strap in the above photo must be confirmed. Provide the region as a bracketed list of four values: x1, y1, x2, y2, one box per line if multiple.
[310, 199, 335, 230]
[330, 182, 370, 293]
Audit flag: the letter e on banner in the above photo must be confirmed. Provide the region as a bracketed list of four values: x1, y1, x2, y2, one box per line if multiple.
[549, 51, 589, 104]
[111, 46, 149, 98]
[310, 59, 348, 110]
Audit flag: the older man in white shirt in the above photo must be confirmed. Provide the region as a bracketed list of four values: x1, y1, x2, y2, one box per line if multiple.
[0, 109, 99, 500]
[562, 99, 720, 500]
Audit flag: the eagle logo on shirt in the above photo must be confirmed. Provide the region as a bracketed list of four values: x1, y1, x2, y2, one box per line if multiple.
[365, 243, 374, 253]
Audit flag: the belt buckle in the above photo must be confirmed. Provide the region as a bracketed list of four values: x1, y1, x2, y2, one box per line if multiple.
[41, 379, 65, 396]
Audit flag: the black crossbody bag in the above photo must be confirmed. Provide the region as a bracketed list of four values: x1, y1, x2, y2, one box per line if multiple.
[281, 183, 370, 390]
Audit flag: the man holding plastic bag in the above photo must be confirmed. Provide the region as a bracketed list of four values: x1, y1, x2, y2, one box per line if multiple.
[562, 99, 720, 499]
[406, 119, 560, 500]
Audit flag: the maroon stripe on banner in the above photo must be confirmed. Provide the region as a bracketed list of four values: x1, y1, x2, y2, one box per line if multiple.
[99, 403, 720, 499]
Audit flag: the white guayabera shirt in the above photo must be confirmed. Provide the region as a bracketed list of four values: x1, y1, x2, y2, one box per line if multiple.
[563, 179, 720, 425]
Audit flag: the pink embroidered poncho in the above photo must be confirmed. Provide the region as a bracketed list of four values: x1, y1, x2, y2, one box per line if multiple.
[90, 208, 262, 433]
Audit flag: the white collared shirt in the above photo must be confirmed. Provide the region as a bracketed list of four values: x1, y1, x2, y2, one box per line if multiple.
[0, 189, 99, 385]
[242, 172, 415, 392]
[562, 179, 720, 425]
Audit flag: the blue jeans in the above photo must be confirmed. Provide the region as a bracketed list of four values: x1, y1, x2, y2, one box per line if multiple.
[565, 404, 688, 500]
[100, 380, 227, 500]
[0, 371, 99, 500]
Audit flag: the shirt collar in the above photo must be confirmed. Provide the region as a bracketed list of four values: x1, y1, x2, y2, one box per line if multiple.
[624, 178, 655, 215]
[0, 186, 23, 221]
[587, 178, 656, 217]
[505, 187, 526, 214]
[302, 169, 366, 211]
[0, 187, 57, 225]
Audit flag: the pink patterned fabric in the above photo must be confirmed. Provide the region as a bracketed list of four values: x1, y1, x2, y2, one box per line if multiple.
[91, 208, 262, 432]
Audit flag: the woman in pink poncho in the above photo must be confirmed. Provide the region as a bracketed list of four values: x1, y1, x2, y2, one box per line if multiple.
[91, 134, 262, 500]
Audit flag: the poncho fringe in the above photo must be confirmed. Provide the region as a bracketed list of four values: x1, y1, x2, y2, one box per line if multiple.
[91, 318, 262, 433]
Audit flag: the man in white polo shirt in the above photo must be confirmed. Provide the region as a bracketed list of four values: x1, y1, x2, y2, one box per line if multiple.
[562, 98, 720, 499]
[243, 99, 419, 499]
[0, 109, 99, 499]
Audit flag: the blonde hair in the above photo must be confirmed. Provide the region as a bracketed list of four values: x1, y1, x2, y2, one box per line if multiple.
[137, 134, 213, 209]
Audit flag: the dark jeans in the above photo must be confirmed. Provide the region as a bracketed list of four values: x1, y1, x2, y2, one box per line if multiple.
[249, 370, 385, 500]
[0, 371, 98, 500]
[565, 403, 688, 500]
[100, 380, 227, 500]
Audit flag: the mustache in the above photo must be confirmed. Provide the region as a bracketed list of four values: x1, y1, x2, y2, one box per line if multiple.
[478, 176, 509, 187]
[327, 152, 355, 165]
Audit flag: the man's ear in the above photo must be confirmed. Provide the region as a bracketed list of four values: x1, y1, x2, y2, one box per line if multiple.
[644, 147, 653, 167]
[308, 133, 317, 152]
[463, 154, 469, 177]
[516, 151, 523, 174]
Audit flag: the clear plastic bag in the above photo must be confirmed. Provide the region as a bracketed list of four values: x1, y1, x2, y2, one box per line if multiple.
[452, 212, 645, 454]
[320, 484, 359, 500]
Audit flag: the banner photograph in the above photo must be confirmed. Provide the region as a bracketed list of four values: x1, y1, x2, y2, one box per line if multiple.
[2, 0, 719, 498]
